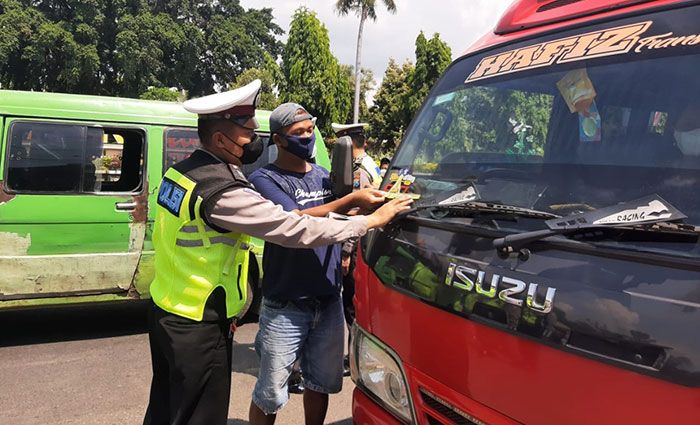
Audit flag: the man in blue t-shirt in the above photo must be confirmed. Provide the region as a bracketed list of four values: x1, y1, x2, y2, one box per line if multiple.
[248, 103, 385, 425]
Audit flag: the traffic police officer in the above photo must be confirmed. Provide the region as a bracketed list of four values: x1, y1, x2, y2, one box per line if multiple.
[143, 80, 412, 425]
[331, 122, 382, 190]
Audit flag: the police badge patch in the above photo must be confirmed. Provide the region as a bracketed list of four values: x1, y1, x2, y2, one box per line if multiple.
[158, 178, 186, 216]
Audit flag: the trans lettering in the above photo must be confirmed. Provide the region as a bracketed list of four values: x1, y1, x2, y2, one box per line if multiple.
[444, 263, 556, 314]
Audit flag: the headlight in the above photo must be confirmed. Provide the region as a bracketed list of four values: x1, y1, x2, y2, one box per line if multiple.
[350, 324, 414, 424]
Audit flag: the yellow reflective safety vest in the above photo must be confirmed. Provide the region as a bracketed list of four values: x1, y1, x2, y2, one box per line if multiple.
[150, 150, 251, 322]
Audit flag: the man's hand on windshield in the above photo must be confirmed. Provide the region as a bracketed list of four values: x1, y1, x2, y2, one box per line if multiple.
[366, 196, 414, 229]
[349, 188, 386, 211]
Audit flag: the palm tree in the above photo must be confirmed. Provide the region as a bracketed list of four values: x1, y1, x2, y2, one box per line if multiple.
[335, 0, 397, 124]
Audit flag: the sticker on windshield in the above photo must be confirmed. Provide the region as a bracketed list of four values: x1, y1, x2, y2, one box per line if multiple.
[433, 92, 456, 106]
[464, 20, 700, 83]
[579, 100, 601, 142]
[593, 200, 672, 225]
[439, 187, 477, 205]
[557, 69, 596, 113]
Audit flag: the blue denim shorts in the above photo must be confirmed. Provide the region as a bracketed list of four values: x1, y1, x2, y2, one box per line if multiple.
[252, 295, 344, 415]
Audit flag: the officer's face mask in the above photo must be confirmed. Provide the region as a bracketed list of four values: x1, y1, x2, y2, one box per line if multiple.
[281, 132, 316, 161]
[221, 132, 263, 165]
[674, 128, 700, 156]
[239, 133, 263, 164]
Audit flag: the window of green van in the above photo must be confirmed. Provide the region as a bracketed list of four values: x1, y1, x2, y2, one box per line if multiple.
[5, 121, 144, 193]
[163, 127, 272, 176]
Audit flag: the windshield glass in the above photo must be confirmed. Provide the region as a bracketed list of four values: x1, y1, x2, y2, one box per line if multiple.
[391, 8, 700, 246]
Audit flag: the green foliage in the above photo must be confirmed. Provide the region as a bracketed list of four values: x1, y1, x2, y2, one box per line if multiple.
[281, 7, 351, 135]
[0, 0, 283, 97]
[417, 87, 554, 165]
[368, 59, 415, 154]
[232, 60, 280, 110]
[339, 65, 375, 122]
[408, 31, 452, 114]
[139, 86, 181, 101]
[366, 32, 451, 156]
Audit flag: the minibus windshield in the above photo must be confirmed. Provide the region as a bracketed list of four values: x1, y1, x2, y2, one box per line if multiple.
[391, 11, 700, 255]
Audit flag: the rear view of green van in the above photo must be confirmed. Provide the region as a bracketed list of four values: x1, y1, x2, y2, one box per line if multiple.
[0, 90, 330, 315]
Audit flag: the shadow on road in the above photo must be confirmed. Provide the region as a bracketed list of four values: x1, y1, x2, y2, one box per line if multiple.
[0, 300, 150, 347]
[232, 340, 260, 377]
[227, 418, 352, 425]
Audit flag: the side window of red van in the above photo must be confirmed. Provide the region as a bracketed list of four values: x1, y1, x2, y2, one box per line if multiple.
[5, 121, 144, 193]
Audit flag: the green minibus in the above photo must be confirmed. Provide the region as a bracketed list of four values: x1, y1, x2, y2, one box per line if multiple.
[0, 90, 330, 319]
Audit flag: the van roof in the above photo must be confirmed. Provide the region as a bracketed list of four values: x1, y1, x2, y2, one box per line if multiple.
[465, 0, 683, 55]
[0, 90, 272, 130]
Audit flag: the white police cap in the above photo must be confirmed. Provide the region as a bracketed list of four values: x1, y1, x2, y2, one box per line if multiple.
[183, 79, 262, 128]
[331, 122, 369, 135]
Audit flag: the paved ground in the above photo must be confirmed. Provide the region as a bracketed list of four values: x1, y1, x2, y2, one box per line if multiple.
[0, 301, 353, 424]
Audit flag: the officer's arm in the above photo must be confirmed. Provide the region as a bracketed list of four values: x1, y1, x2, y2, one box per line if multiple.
[206, 187, 369, 249]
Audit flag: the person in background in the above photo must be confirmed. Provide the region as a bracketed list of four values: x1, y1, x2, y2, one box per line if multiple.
[331, 122, 382, 376]
[379, 157, 391, 178]
[673, 102, 700, 156]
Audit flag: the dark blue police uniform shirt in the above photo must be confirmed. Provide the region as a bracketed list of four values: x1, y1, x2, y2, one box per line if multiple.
[249, 164, 342, 301]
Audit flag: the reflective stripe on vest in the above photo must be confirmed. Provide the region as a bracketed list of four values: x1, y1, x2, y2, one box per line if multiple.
[149, 167, 251, 321]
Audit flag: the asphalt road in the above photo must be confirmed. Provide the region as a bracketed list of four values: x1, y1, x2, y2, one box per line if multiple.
[0, 301, 354, 425]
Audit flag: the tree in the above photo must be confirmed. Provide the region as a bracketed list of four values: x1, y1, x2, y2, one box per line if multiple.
[339, 65, 375, 123]
[232, 54, 281, 110]
[368, 59, 414, 153]
[335, 0, 396, 124]
[281, 7, 351, 135]
[0, 0, 284, 98]
[408, 31, 452, 115]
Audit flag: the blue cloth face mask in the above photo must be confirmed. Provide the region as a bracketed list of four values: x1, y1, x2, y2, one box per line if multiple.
[282, 132, 316, 161]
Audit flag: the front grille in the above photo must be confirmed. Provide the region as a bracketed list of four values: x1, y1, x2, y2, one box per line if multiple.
[419, 388, 482, 425]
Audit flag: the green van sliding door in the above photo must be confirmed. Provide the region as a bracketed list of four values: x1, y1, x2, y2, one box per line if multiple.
[0, 119, 147, 301]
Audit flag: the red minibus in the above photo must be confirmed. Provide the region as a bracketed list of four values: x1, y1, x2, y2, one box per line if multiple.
[350, 1, 700, 424]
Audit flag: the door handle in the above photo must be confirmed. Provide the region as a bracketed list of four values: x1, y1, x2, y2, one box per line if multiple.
[115, 201, 137, 211]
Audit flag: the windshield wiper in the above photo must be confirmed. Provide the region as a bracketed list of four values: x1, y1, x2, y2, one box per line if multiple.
[397, 184, 560, 221]
[493, 194, 697, 253]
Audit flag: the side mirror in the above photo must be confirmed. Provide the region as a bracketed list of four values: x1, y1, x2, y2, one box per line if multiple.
[330, 136, 353, 198]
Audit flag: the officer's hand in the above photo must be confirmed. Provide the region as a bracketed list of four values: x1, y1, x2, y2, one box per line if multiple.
[366, 196, 413, 229]
[350, 188, 386, 211]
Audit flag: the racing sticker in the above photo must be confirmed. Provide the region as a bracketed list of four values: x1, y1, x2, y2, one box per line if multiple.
[157, 178, 186, 217]
[465, 21, 700, 83]
[593, 199, 671, 225]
